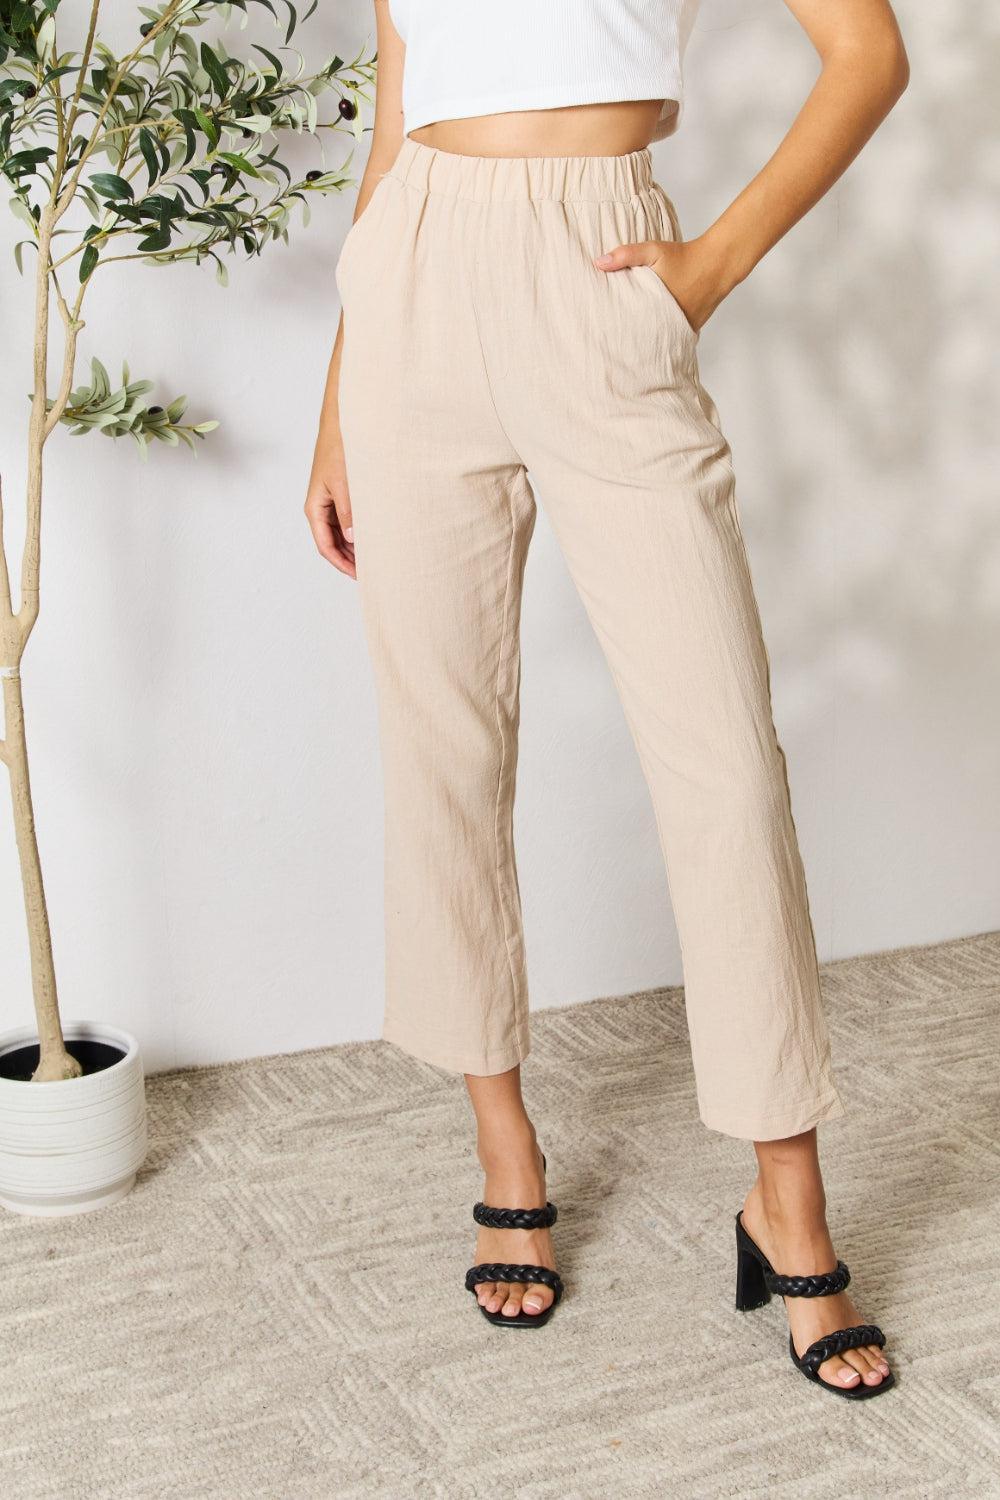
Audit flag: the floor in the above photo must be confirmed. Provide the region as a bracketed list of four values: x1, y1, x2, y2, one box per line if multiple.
[2, 931, 999, 1498]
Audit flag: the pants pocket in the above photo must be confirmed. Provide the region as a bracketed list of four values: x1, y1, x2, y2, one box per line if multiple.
[634, 261, 700, 347]
[335, 173, 392, 299]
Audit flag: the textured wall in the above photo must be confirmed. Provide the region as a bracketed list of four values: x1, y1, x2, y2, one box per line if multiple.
[1, 0, 997, 1068]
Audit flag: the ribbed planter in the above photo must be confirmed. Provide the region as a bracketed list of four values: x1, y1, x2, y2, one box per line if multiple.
[0, 1020, 147, 1217]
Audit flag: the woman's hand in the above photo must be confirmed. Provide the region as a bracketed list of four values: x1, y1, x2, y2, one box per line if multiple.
[595, 3, 908, 336]
[594, 235, 733, 334]
[595, 1, 909, 335]
[305, 447, 355, 579]
[304, 0, 408, 583]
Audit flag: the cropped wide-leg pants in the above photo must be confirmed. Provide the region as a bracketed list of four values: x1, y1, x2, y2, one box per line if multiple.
[336, 138, 845, 1140]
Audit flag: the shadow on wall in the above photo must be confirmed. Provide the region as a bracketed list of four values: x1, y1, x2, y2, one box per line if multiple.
[516, 0, 1000, 995]
[692, 0, 1000, 672]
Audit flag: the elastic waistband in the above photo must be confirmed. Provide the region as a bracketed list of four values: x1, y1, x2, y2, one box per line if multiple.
[388, 136, 655, 203]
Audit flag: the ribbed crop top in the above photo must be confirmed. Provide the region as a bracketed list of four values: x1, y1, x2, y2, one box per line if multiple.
[387, 1, 703, 143]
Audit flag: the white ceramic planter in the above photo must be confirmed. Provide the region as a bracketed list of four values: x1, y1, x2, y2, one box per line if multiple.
[0, 1020, 147, 1217]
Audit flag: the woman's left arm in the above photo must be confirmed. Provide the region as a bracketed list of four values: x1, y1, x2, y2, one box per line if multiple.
[595, 0, 910, 330]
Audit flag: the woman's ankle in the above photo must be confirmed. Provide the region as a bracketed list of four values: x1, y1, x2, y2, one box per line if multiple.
[748, 1132, 829, 1227]
[746, 1167, 828, 1222]
[476, 1116, 540, 1174]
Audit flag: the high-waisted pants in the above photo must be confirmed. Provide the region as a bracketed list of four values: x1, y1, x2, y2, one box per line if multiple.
[335, 138, 845, 1141]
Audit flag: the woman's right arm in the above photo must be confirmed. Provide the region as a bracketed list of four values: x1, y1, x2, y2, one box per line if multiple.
[304, 1, 405, 579]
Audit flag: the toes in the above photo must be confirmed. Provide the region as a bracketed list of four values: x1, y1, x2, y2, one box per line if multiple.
[522, 1282, 554, 1315]
[815, 1342, 891, 1388]
[821, 1355, 862, 1388]
[485, 1281, 509, 1314]
[841, 1348, 876, 1383]
[835, 1348, 886, 1387]
[502, 1282, 526, 1317]
[857, 1346, 889, 1384]
[848, 1347, 886, 1386]
[475, 1282, 496, 1307]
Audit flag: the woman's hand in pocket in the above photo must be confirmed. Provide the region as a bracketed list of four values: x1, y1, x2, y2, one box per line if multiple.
[594, 235, 731, 334]
[305, 446, 355, 579]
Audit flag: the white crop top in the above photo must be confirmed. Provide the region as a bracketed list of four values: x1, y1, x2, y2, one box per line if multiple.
[387, 1, 703, 143]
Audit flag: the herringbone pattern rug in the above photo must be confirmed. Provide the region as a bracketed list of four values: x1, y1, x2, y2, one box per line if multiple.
[3, 931, 999, 1498]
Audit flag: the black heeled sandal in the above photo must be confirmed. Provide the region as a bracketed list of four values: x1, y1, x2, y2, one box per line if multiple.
[735, 1212, 894, 1400]
[465, 1155, 563, 1328]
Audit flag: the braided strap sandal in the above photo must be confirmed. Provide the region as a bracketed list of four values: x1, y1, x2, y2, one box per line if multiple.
[466, 1198, 563, 1328]
[735, 1212, 894, 1400]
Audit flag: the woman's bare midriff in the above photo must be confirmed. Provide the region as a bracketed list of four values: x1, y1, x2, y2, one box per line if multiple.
[408, 99, 667, 158]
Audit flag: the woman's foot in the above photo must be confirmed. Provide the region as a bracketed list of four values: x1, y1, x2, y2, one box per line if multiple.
[463, 1065, 560, 1320]
[741, 1175, 891, 1391]
[472, 1130, 558, 1319]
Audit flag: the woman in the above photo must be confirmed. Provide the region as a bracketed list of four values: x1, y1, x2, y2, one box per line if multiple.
[306, 0, 908, 1398]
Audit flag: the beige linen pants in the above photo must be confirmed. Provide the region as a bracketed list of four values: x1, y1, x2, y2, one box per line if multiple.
[336, 138, 844, 1140]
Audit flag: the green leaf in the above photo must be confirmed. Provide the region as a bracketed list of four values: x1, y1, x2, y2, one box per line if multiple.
[217, 150, 261, 179]
[140, 193, 184, 220]
[8, 196, 36, 229]
[199, 41, 230, 99]
[193, 106, 219, 149]
[137, 227, 171, 252]
[35, 13, 56, 63]
[79, 186, 102, 220]
[90, 172, 134, 202]
[41, 64, 80, 85]
[176, 31, 198, 74]
[4, 146, 53, 176]
[174, 108, 198, 167]
[138, 127, 160, 189]
[79, 242, 99, 282]
[42, 64, 79, 84]
[93, 410, 124, 430]
[235, 114, 272, 135]
[91, 358, 110, 397]
[252, 44, 284, 77]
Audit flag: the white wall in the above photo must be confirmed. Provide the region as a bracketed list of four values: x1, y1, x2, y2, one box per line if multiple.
[2, 1, 998, 1071]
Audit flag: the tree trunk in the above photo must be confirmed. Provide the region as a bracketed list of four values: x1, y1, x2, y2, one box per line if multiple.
[0, 198, 81, 1082]
[2, 672, 80, 1081]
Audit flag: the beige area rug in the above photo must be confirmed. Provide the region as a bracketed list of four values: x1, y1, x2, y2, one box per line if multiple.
[2, 932, 999, 1499]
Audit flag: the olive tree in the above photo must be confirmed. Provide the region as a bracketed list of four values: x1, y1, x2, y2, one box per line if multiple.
[0, 0, 373, 1078]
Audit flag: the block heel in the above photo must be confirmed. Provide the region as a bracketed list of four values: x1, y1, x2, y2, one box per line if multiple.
[735, 1216, 772, 1311]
